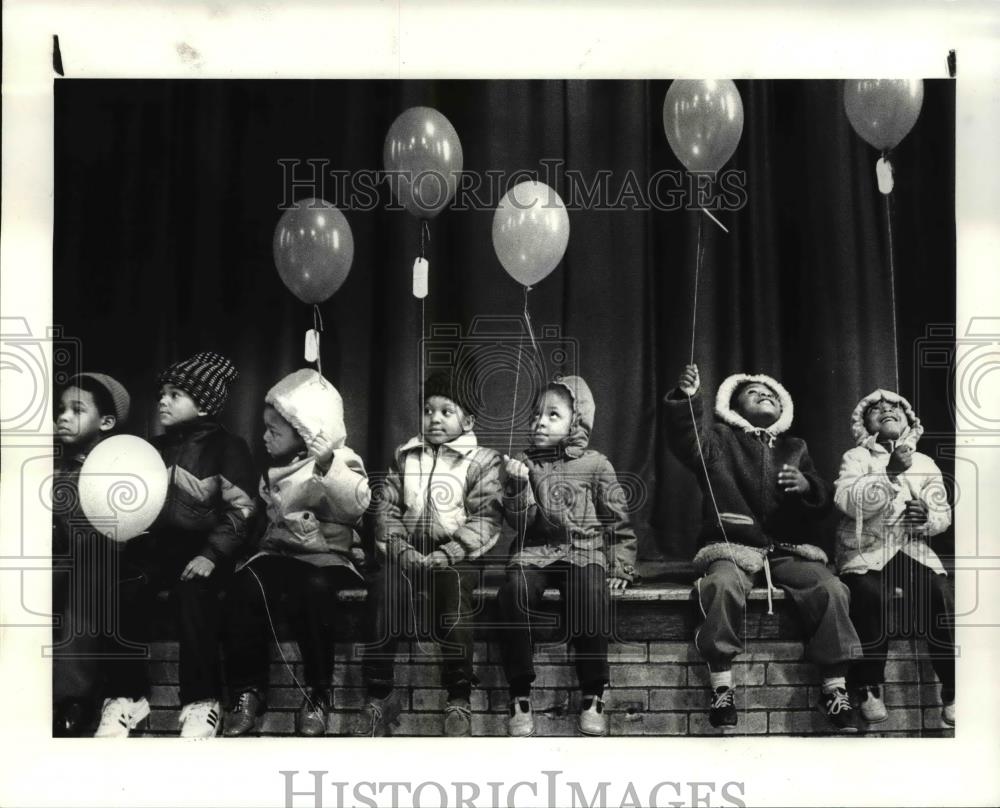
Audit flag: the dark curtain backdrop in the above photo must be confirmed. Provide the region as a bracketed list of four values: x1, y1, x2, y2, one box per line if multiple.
[54, 79, 955, 562]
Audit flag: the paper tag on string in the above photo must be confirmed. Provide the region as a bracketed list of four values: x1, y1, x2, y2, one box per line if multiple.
[412, 257, 429, 299]
[876, 157, 894, 195]
[304, 329, 319, 363]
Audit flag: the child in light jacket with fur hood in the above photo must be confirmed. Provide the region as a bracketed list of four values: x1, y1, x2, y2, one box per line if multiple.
[224, 369, 371, 737]
[833, 389, 954, 727]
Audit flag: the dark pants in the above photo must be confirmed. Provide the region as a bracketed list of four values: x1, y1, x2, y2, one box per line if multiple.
[225, 555, 356, 696]
[52, 528, 139, 708]
[361, 560, 477, 697]
[498, 562, 610, 691]
[695, 554, 859, 675]
[104, 532, 230, 705]
[843, 552, 955, 694]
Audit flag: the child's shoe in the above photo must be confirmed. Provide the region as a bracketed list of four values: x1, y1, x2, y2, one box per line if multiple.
[508, 698, 535, 737]
[443, 697, 472, 737]
[54, 699, 94, 737]
[94, 696, 150, 738]
[856, 685, 888, 724]
[297, 688, 332, 737]
[352, 691, 402, 737]
[941, 700, 955, 726]
[818, 687, 857, 731]
[178, 699, 222, 738]
[708, 687, 738, 728]
[578, 694, 608, 736]
[224, 689, 265, 737]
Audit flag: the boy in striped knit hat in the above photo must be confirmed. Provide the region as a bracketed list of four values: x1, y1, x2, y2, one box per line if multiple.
[95, 352, 256, 739]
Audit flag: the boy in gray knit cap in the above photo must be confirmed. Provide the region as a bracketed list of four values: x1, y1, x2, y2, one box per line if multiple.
[95, 352, 256, 739]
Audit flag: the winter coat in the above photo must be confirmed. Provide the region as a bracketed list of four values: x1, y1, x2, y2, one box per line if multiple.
[246, 369, 371, 575]
[834, 389, 951, 575]
[662, 373, 831, 574]
[151, 417, 257, 564]
[502, 375, 638, 581]
[376, 432, 503, 564]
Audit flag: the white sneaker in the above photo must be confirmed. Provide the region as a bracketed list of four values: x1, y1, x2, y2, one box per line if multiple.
[179, 700, 221, 738]
[94, 697, 150, 738]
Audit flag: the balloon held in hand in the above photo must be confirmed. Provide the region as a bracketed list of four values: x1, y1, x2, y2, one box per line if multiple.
[273, 199, 355, 304]
[492, 180, 570, 287]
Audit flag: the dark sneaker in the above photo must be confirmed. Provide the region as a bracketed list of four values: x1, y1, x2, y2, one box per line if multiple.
[54, 699, 94, 737]
[443, 698, 472, 737]
[578, 695, 609, 736]
[296, 689, 332, 737]
[352, 691, 402, 737]
[856, 685, 888, 724]
[819, 687, 857, 731]
[224, 689, 265, 737]
[708, 687, 738, 728]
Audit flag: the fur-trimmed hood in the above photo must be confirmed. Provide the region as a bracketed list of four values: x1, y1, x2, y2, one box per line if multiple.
[714, 373, 794, 440]
[265, 369, 346, 449]
[850, 389, 922, 449]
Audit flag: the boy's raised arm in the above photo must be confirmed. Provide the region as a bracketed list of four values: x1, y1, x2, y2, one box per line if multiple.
[310, 447, 372, 524]
[662, 363, 718, 468]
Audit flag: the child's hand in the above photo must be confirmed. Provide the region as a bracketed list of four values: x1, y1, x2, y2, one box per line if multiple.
[180, 555, 215, 580]
[886, 444, 914, 476]
[503, 455, 530, 486]
[425, 550, 450, 569]
[398, 548, 426, 572]
[901, 499, 929, 529]
[778, 464, 809, 495]
[309, 432, 336, 474]
[608, 576, 630, 590]
[678, 364, 700, 397]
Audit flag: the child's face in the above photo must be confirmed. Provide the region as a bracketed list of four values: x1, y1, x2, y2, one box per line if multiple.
[157, 384, 203, 427]
[864, 400, 907, 441]
[54, 386, 114, 448]
[262, 405, 304, 459]
[530, 389, 574, 448]
[735, 382, 782, 428]
[422, 395, 473, 445]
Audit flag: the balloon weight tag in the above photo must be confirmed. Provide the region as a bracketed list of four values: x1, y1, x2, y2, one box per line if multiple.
[876, 157, 894, 195]
[412, 257, 429, 299]
[304, 329, 320, 363]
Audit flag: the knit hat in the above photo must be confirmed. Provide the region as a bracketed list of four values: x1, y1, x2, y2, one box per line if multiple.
[156, 352, 238, 416]
[715, 373, 794, 438]
[850, 388, 922, 448]
[423, 369, 476, 417]
[68, 372, 131, 423]
[265, 369, 346, 449]
[548, 374, 595, 458]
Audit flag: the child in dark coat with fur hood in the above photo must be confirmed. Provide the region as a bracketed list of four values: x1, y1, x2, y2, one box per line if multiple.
[663, 364, 861, 731]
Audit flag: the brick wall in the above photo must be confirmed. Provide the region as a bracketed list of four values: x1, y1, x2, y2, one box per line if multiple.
[141, 578, 954, 738]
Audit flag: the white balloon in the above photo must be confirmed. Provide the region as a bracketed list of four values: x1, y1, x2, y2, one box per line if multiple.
[78, 435, 168, 542]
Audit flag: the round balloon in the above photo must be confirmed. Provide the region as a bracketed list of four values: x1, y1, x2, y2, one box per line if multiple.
[492, 181, 570, 287]
[273, 199, 355, 304]
[844, 79, 924, 151]
[383, 106, 464, 219]
[662, 79, 745, 174]
[78, 435, 168, 542]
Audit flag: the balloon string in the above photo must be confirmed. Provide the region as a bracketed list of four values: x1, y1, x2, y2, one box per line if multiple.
[522, 285, 542, 371]
[312, 304, 324, 378]
[690, 213, 704, 366]
[884, 174, 900, 393]
[420, 296, 426, 433]
[419, 220, 430, 260]
[508, 328, 523, 458]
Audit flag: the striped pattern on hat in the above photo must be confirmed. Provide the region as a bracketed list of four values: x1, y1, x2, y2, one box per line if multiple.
[156, 352, 238, 416]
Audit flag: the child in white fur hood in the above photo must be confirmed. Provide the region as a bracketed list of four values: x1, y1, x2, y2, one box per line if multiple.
[833, 389, 954, 727]
[223, 369, 371, 737]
